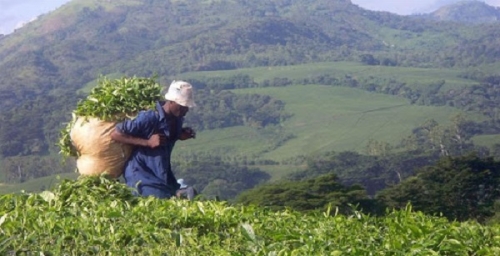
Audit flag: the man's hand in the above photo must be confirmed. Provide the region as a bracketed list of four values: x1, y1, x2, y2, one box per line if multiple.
[180, 127, 196, 140]
[147, 134, 167, 148]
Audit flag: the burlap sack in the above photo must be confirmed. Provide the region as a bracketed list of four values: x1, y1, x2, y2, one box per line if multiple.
[70, 117, 133, 178]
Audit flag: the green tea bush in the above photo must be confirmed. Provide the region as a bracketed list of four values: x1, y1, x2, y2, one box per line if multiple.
[1, 176, 500, 255]
[57, 76, 163, 157]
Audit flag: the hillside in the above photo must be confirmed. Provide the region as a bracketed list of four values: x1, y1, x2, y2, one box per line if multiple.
[419, 1, 500, 24]
[0, 0, 499, 108]
[1, 0, 500, 192]
[176, 67, 487, 162]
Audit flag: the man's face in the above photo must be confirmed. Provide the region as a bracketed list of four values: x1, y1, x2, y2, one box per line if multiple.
[170, 101, 189, 117]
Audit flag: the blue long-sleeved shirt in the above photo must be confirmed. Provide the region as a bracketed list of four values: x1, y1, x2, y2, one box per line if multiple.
[116, 101, 182, 197]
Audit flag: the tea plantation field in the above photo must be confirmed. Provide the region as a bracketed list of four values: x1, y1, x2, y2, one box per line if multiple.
[1, 176, 499, 254]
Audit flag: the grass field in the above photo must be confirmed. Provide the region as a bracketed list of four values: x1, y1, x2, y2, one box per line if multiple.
[472, 134, 500, 149]
[174, 85, 486, 163]
[181, 61, 477, 92]
[174, 62, 488, 163]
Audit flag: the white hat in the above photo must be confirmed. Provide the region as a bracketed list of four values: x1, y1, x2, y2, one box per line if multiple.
[177, 178, 188, 189]
[164, 80, 196, 108]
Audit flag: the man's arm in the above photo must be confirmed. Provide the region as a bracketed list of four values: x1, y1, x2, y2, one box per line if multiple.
[110, 129, 165, 148]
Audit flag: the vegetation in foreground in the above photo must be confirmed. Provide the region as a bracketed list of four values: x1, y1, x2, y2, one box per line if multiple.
[1, 176, 500, 255]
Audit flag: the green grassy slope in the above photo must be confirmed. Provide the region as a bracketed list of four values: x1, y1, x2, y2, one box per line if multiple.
[176, 62, 486, 162]
[245, 86, 473, 160]
[182, 61, 476, 91]
[174, 85, 484, 163]
[472, 134, 500, 149]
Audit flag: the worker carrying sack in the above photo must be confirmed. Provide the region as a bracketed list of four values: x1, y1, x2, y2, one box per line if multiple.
[57, 76, 163, 178]
[70, 116, 133, 179]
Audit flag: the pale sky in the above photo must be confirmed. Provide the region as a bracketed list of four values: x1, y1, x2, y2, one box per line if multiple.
[351, 0, 500, 15]
[1, 0, 500, 35]
[0, 0, 71, 35]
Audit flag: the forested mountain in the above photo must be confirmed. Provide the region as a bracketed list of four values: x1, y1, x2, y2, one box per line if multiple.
[418, 1, 500, 24]
[1, 0, 500, 197]
[1, 0, 500, 109]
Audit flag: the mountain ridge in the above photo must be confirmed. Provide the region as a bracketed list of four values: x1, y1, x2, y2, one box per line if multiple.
[417, 0, 500, 23]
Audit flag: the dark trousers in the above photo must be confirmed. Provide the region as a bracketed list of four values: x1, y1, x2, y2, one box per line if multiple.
[138, 185, 173, 199]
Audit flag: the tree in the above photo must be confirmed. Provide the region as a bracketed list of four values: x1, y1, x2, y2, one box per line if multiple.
[376, 154, 500, 222]
[402, 117, 480, 157]
[360, 54, 379, 65]
[236, 173, 377, 215]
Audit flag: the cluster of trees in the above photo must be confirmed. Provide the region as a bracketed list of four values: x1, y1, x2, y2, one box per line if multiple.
[236, 173, 373, 214]
[179, 89, 291, 130]
[0, 90, 80, 157]
[360, 54, 397, 66]
[286, 150, 438, 196]
[1, 156, 75, 183]
[377, 154, 500, 222]
[401, 115, 487, 157]
[237, 154, 500, 223]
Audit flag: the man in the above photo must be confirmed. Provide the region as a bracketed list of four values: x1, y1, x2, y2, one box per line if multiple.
[110, 80, 196, 198]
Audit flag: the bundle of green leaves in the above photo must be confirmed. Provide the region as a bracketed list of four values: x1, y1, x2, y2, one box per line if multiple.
[57, 76, 163, 157]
